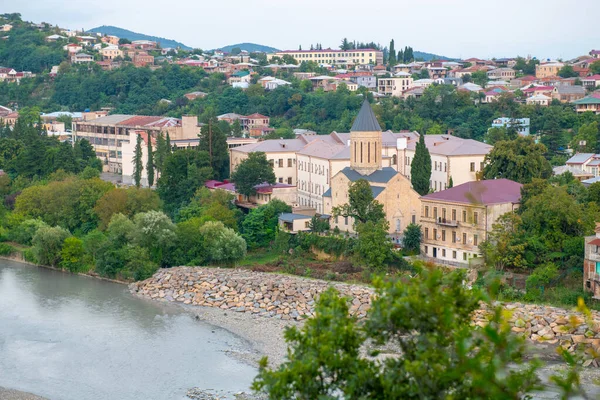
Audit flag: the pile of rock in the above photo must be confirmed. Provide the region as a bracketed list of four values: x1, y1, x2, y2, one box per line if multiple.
[129, 267, 373, 321]
[130, 267, 600, 365]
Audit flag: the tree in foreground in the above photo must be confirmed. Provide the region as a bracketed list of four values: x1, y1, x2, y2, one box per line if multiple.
[253, 267, 585, 399]
[132, 134, 143, 188]
[332, 179, 385, 226]
[231, 152, 276, 197]
[410, 133, 432, 195]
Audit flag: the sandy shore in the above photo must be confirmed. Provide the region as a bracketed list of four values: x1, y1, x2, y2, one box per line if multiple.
[0, 387, 48, 400]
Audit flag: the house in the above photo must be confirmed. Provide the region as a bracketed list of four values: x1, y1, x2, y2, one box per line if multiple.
[227, 70, 252, 85]
[293, 72, 316, 80]
[589, 50, 600, 59]
[309, 75, 340, 91]
[206, 180, 296, 208]
[511, 75, 537, 87]
[131, 40, 157, 50]
[100, 45, 123, 60]
[573, 92, 600, 114]
[482, 91, 502, 103]
[324, 100, 421, 237]
[584, 223, 600, 299]
[552, 85, 586, 103]
[402, 87, 426, 99]
[526, 93, 551, 106]
[487, 67, 516, 80]
[46, 34, 66, 42]
[581, 75, 600, 90]
[264, 78, 291, 90]
[378, 76, 413, 97]
[535, 62, 564, 78]
[522, 85, 554, 98]
[553, 165, 594, 181]
[279, 213, 327, 233]
[457, 82, 484, 93]
[184, 91, 208, 101]
[133, 52, 154, 67]
[64, 43, 83, 54]
[271, 48, 383, 66]
[0, 105, 12, 118]
[1, 24, 13, 32]
[245, 113, 271, 137]
[101, 35, 120, 45]
[71, 53, 94, 64]
[491, 117, 530, 136]
[420, 179, 522, 265]
[565, 153, 600, 177]
[411, 78, 434, 89]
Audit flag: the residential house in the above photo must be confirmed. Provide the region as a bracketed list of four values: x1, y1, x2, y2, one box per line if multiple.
[131, 40, 157, 50]
[491, 117, 530, 136]
[100, 45, 123, 60]
[392, 63, 411, 73]
[133, 52, 154, 67]
[589, 50, 600, 59]
[552, 85, 586, 103]
[573, 92, 600, 114]
[535, 62, 564, 78]
[402, 86, 426, 99]
[279, 213, 320, 234]
[522, 85, 554, 98]
[581, 75, 600, 90]
[293, 72, 316, 80]
[584, 223, 600, 299]
[511, 75, 537, 87]
[205, 180, 296, 208]
[71, 53, 94, 64]
[487, 67, 515, 80]
[411, 78, 434, 88]
[272, 48, 383, 66]
[1, 24, 13, 32]
[0, 105, 12, 118]
[227, 70, 252, 85]
[420, 179, 522, 265]
[526, 93, 551, 106]
[264, 78, 291, 90]
[101, 35, 120, 45]
[64, 43, 82, 54]
[378, 76, 413, 97]
[309, 75, 340, 91]
[46, 34, 66, 42]
[565, 153, 600, 177]
[184, 91, 208, 101]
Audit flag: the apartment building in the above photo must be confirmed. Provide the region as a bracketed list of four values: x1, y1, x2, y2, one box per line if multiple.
[100, 45, 123, 60]
[272, 48, 383, 66]
[573, 93, 600, 114]
[420, 179, 522, 265]
[378, 75, 413, 97]
[487, 67, 516, 80]
[535, 62, 563, 78]
[74, 114, 199, 173]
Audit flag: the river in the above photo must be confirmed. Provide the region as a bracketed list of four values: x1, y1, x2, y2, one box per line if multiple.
[0, 260, 258, 400]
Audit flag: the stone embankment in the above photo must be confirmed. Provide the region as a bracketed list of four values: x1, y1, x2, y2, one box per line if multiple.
[130, 267, 600, 365]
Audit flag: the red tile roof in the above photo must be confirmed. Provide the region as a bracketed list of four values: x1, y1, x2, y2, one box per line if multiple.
[588, 238, 600, 246]
[421, 179, 522, 205]
[277, 48, 379, 54]
[245, 113, 269, 119]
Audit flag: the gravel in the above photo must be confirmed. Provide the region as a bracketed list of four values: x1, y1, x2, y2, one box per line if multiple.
[0, 387, 48, 400]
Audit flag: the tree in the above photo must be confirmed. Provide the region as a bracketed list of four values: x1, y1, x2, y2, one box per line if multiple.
[230, 152, 276, 196]
[130, 211, 176, 266]
[558, 65, 578, 78]
[308, 215, 330, 233]
[32, 225, 70, 266]
[332, 179, 385, 227]
[570, 121, 598, 153]
[154, 133, 167, 175]
[482, 136, 552, 184]
[340, 38, 351, 50]
[410, 133, 432, 195]
[199, 119, 229, 180]
[242, 199, 291, 249]
[147, 135, 155, 187]
[471, 70, 489, 87]
[231, 120, 243, 138]
[355, 221, 392, 270]
[94, 187, 162, 229]
[199, 221, 247, 265]
[253, 267, 571, 399]
[60, 236, 85, 273]
[388, 39, 396, 66]
[133, 134, 143, 188]
[448, 176, 454, 188]
[590, 60, 600, 75]
[402, 223, 421, 254]
[397, 49, 404, 64]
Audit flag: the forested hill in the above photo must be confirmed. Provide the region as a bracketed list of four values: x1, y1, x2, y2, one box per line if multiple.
[214, 43, 279, 53]
[87, 26, 192, 49]
[414, 51, 454, 61]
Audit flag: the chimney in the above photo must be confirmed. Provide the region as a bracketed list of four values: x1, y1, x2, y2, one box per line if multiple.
[396, 138, 407, 150]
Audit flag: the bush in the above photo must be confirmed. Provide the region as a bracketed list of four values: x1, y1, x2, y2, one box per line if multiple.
[11, 218, 49, 245]
[200, 221, 247, 265]
[0, 242, 14, 256]
[124, 245, 159, 281]
[525, 263, 559, 301]
[60, 236, 86, 273]
[32, 226, 71, 266]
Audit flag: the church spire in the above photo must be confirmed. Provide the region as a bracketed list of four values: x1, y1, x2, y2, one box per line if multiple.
[350, 100, 383, 176]
[351, 99, 382, 132]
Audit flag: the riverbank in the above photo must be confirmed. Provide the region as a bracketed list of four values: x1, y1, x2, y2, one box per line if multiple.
[0, 387, 48, 400]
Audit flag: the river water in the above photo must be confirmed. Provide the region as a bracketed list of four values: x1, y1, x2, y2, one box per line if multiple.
[0, 260, 257, 400]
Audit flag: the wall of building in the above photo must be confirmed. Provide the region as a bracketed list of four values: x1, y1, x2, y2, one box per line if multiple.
[229, 149, 298, 186]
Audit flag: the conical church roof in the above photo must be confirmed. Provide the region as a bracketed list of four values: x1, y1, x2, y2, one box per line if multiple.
[350, 99, 382, 132]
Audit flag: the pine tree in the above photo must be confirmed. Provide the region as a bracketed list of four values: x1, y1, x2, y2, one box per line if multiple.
[398, 49, 404, 64]
[133, 134, 143, 188]
[299, 45, 302, 51]
[155, 132, 166, 175]
[199, 119, 229, 180]
[410, 134, 432, 196]
[147, 135, 155, 187]
[448, 176, 454, 188]
[166, 132, 171, 153]
[388, 39, 396, 66]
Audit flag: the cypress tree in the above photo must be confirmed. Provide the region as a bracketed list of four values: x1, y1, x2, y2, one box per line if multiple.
[166, 132, 171, 153]
[147, 135, 155, 187]
[388, 39, 396, 66]
[398, 49, 404, 64]
[448, 176, 453, 188]
[410, 133, 432, 196]
[133, 134, 143, 188]
[155, 133, 166, 175]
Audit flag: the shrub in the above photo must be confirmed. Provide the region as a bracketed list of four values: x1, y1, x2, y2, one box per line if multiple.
[32, 226, 71, 266]
[60, 237, 86, 273]
[525, 263, 559, 301]
[200, 221, 247, 265]
[0, 242, 14, 256]
[124, 245, 159, 281]
[402, 223, 422, 255]
[11, 218, 49, 245]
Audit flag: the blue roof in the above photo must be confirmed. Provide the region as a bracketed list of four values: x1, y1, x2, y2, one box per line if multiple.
[370, 186, 385, 198]
[340, 167, 398, 183]
[279, 213, 311, 223]
[323, 188, 332, 197]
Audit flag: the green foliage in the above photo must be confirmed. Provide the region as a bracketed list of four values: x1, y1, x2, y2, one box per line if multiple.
[591, 60, 600, 75]
[254, 268, 559, 399]
[199, 221, 247, 265]
[332, 179, 386, 226]
[307, 215, 329, 233]
[482, 136, 552, 184]
[94, 187, 162, 229]
[129, 210, 176, 266]
[231, 152, 275, 197]
[558, 65, 579, 78]
[133, 134, 143, 188]
[32, 225, 70, 266]
[79, 166, 100, 179]
[355, 221, 393, 271]
[242, 200, 291, 249]
[410, 133, 432, 195]
[199, 120, 229, 180]
[296, 232, 355, 258]
[402, 223, 421, 254]
[10, 218, 49, 245]
[525, 263, 559, 300]
[176, 187, 240, 230]
[174, 217, 206, 266]
[147, 135, 155, 187]
[60, 236, 86, 273]
[0, 242, 15, 256]
[570, 121, 598, 153]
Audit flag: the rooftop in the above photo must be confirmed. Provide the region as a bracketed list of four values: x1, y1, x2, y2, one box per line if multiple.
[422, 179, 522, 205]
[350, 100, 382, 132]
[340, 167, 398, 183]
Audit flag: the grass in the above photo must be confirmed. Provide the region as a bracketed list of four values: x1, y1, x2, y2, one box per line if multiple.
[237, 249, 282, 267]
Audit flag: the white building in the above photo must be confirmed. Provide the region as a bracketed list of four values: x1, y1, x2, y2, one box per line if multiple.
[378, 75, 413, 97]
[491, 117, 530, 136]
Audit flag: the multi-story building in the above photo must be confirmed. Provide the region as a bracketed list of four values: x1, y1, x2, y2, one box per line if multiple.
[133, 52, 154, 67]
[573, 93, 600, 114]
[378, 75, 413, 97]
[487, 67, 516, 80]
[535, 62, 564, 78]
[100, 45, 123, 60]
[73, 114, 200, 174]
[584, 224, 600, 299]
[217, 113, 271, 136]
[491, 117, 530, 136]
[271, 48, 383, 66]
[552, 85, 586, 103]
[420, 179, 522, 265]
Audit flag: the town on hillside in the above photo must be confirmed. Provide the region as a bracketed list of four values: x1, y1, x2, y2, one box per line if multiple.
[3, 8, 600, 398]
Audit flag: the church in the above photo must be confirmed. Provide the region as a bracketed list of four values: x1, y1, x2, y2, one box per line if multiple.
[323, 100, 421, 237]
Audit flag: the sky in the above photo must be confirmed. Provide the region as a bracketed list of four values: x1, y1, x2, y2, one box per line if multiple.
[9, 0, 600, 60]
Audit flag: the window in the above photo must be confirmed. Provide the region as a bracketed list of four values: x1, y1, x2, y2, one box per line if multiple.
[287, 177, 292, 184]
[412, 215, 416, 224]
[452, 251, 457, 259]
[473, 212, 479, 225]
[344, 217, 349, 225]
[424, 246, 428, 255]
[442, 249, 446, 257]
[470, 162, 475, 172]
[442, 230, 446, 241]
[425, 206, 429, 217]
[473, 234, 478, 246]
[452, 209, 456, 221]
[452, 231, 456, 243]
[463, 253, 467, 261]
[425, 228, 429, 239]
[480, 162, 484, 171]
[444, 163, 447, 172]
[278, 159, 283, 168]
[287, 158, 292, 167]
[433, 207, 438, 219]
[305, 221, 310, 228]
[442, 208, 446, 219]
[462, 210, 467, 222]
[278, 177, 283, 183]
[463, 232, 467, 243]
[433, 228, 438, 240]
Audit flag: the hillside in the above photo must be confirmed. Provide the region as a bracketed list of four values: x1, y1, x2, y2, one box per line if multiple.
[214, 43, 279, 53]
[87, 25, 191, 50]
[414, 50, 455, 61]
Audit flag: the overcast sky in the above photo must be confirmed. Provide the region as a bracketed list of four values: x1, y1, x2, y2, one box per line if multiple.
[10, 0, 600, 60]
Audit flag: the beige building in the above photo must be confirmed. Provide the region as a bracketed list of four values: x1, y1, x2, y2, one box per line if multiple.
[420, 179, 522, 265]
[378, 75, 413, 97]
[535, 62, 564, 78]
[324, 101, 421, 237]
[584, 224, 600, 299]
[272, 48, 383, 66]
[487, 67, 516, 80]
[100, 45, 123, 60]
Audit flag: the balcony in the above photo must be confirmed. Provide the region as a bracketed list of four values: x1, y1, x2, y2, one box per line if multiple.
[436, 217, 458, 227]
[588, 252, 600, 262]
